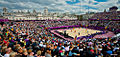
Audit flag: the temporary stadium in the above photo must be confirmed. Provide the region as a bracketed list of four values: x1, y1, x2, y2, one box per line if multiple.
[0, 1, 120, 57]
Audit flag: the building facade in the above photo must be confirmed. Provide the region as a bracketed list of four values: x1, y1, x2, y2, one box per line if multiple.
[2, 8, 77, 20]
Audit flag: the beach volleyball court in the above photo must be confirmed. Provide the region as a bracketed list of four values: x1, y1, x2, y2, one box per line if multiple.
[57, 28, 102, 38]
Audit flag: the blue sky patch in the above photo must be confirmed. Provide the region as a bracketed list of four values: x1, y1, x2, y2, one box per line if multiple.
[66, 0, 80, 4]
[95, 0, 108, 2]
[94, 3, 98, 5]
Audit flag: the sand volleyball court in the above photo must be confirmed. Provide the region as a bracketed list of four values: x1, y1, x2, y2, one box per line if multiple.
[57, 28, 102, 38]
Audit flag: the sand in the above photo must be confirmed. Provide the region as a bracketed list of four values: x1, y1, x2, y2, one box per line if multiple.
[57, 28, 102, 38]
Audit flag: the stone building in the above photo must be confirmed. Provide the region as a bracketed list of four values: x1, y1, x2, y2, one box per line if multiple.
[2, 7, 77, 20]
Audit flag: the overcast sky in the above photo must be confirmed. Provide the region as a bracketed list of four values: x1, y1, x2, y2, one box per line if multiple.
[0, 0, 120, 14]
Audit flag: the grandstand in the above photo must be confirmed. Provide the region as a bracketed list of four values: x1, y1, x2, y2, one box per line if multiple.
[90, 6, 120, 19]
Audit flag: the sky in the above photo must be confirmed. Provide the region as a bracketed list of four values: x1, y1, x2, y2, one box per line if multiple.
[0, 0, 120, 14]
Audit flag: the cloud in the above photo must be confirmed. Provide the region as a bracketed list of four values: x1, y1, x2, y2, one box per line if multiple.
[0, 0, 119, 14]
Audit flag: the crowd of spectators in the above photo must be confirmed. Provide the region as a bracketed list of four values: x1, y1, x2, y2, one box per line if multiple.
[91, 11, 120, 19]
[88, 20, 120, 34]
[0, 20, 119, 57]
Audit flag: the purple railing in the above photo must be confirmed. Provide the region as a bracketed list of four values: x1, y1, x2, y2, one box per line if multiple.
[0, 19, 9, 22]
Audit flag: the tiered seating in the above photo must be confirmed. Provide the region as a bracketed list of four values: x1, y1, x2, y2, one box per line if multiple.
[91, 11, 120, 19]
